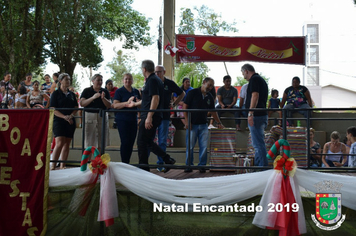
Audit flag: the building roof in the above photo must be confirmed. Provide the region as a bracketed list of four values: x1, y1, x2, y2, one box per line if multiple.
[322, 84, 356, 94]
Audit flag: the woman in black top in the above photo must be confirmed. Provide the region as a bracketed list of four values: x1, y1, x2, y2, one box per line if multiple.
[50, 73, 78, 170]
[80, 74, 111, 151]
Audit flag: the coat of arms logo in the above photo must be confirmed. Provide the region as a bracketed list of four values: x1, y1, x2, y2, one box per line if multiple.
[184, 37, 196, 53]
[311, 181, 346, 231]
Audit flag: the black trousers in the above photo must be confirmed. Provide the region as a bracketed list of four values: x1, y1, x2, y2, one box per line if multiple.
[137, 116, 166, 171]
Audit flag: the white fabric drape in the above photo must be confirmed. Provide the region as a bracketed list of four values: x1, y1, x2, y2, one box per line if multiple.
[49, 163, 356, 210]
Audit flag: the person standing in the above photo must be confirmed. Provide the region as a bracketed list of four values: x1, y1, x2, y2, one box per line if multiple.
[210, 75, 240, 130]
[112, 73, 141, 164]
[19, 73, 34, 92]
[105, 79, 118, 102]
[41, 74, 53, 107]
[49, 72, 60, 94]
[0, 72, 16, 95]
[174, 77, 193, 125]
[134, 60, 176, 172]
[80, 74, 111, 151]
[183, 77, 224, 173]
[347, 126, 356, 167]
[0, 72, 17, 108]
[105, 79, 119, 128]
[50, 73, 78, 169]
[241, 64, 268, 167]
[153, 65, 185, 172]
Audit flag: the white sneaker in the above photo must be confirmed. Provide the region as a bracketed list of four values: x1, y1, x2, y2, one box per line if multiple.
[208, 124, 217, 129]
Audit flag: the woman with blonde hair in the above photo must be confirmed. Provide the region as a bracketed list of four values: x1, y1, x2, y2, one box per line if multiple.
[322, 131, 347, 167]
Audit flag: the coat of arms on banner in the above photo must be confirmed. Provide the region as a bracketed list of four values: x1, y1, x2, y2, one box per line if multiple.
[184, 37, 196, 53]
[311, 181, 346, 231]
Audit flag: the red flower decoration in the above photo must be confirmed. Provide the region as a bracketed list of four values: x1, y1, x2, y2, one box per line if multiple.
[90, 156, 107, 175]
[275, 158, 286, 170]
[284, 160, 294, 171]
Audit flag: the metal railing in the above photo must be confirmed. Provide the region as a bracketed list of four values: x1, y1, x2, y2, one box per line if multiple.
[51, 106, 356, 172]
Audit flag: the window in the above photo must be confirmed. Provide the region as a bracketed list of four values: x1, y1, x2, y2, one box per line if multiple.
[306, 67, 319, 86]
[307, 24, 319, 43]
[307, 45, 319, 65]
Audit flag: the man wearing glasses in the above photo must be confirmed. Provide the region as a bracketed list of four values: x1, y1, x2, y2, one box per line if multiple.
[153, 65, 185, 172]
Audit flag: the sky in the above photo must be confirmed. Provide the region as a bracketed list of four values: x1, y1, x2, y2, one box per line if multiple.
[46, 0, 356, 94]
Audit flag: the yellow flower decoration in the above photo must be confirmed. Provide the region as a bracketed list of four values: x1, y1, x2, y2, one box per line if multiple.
[101, 153, 111, 166]
[273, 155, 297, 177]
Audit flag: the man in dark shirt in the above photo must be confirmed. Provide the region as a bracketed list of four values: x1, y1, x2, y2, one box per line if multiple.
[241, 63, 268, 167]
[153, 65, 185, 172]
[183, 77, 224, 173]
[136, 60, 176, 172]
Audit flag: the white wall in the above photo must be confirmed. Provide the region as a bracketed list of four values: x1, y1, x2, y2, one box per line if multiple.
[321, 86, 356, 108]
[308, 86, 322, 108]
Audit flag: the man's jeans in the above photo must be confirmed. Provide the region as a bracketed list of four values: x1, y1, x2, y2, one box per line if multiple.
[248, 115, 268, 166]
[156, 119, 170, 164]
[216, 105, 241, 125]
[185, 124, 209, 166]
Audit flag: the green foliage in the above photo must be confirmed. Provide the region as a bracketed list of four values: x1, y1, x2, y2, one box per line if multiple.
[178, 5, 238, 36]
[174, 63, 209, 88]
[0, 0, 46, 86]
[106, 50, 144, 89]
[71, 74, 81, 92]
[178, 8, 195, 35]
[175, 5, 238, 87]
[233, 76, 248, 86]
[0, 0, 151, 86]
[43, 0, 152, 78]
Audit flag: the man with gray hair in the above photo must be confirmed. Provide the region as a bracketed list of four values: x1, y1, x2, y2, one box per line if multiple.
[241, 63, 268, 167]
[153, 65, 185, 172]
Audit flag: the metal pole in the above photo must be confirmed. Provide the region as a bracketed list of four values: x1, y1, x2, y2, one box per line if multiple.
[306, 108, 311, 169]
[82, 108, 86, 154]
[187, 110, 191, 169]
[100, 109, 106, 155]
[282, 109, 287, 139]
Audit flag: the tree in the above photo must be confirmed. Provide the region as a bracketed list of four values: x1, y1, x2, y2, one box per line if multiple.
[234, 73, 270, 91]
[0, 0, 47, 85]
[234, 77, 248, 86]
[176, 5, 238, 83]
[174, 62, 209, 88]
[43, 0, 152, 78]
[178, 5, 238, 36]
[107, 49, 144, 89]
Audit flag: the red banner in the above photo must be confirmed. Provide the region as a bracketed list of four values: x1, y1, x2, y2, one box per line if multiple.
[0, 109, 53, 236]
[176, 35, 305, 65]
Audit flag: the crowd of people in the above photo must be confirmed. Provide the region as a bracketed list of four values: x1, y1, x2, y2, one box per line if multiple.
[1, 61, 356, 171]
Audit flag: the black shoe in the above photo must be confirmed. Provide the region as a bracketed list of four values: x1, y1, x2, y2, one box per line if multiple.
[184, 168, 192, 173]
[163, 155, 176, 165]
[199, 168, 206, 173]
